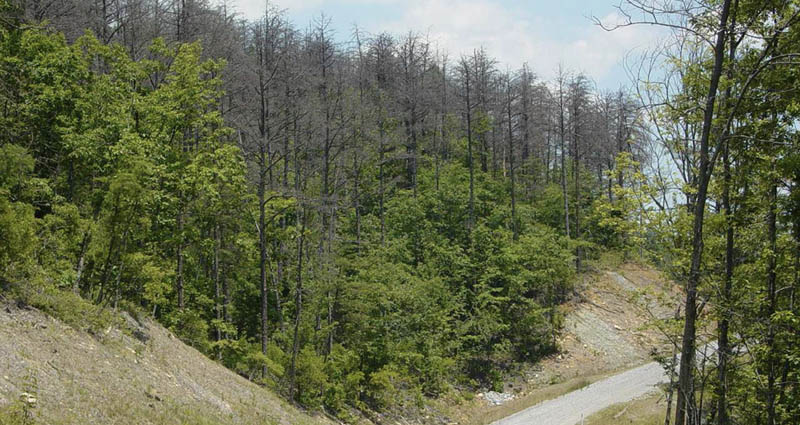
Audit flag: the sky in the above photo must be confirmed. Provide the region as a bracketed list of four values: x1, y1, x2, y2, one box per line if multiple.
[225, 0, 664, 89]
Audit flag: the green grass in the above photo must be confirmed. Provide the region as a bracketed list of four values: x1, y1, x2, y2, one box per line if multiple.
[584, 394, 665, 425]
[0, 401, 36, 425]
[12, 284, 118, 337]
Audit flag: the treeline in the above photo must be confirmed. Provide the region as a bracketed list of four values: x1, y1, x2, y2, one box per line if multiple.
[0, 0, 651, 416]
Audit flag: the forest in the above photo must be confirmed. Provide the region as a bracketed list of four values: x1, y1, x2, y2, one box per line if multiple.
[0, 0, 798, 424]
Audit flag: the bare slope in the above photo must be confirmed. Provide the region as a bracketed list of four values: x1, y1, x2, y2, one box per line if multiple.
[0, 304, 331, 425]
[528, 264, 680, 386]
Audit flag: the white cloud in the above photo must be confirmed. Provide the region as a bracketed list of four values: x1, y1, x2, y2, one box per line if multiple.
[373, 2, 659, 84]
[227, 0, 661, 86]
[228, 0, 325, 19]
[229, 0, 397, 19]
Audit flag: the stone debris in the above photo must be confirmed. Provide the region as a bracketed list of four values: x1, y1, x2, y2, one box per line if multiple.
[20, 392, 37, 406]
[483, 391, 515, 406]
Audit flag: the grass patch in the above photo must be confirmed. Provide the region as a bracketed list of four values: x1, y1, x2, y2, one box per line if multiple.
[0, 402, 36, 425]
[9, 283, 119, 337]
[584, 394, 665, 425]
[586, 249, 625, 271]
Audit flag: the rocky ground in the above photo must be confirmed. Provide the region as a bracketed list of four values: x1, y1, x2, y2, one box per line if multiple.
[546, 265, 680, 381]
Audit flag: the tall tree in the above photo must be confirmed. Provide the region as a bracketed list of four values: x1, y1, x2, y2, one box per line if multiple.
[458, 54, 476, 228]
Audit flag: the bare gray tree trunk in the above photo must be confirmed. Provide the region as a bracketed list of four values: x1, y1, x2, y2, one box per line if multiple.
[288, 208, 305, 403]
[557, 68, 570, 237]
[461, 56, 476, 228]
[505, 73, 518, 241]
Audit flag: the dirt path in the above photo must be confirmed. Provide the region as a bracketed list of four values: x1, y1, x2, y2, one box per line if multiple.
[490, 361, 666, 425]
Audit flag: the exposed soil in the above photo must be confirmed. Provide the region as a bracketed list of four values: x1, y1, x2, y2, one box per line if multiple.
[528, 264, 679, 386]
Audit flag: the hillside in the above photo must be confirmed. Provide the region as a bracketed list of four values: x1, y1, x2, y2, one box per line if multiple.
[446, 262, 681, 425]
[3, 0, 800, 423]
[0, 262, 677, 425]
[553, 263, 680, 377]
[0, 302, 331, 425]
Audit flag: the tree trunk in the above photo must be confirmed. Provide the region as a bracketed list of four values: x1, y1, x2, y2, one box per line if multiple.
[716, 8, 738, 415]
[222, 259, 230, 336]
[437, 59, 447, 191]
[616, 91, 626, 189]
[675, 2, 732, 424]
[73, 229, 91, 294]
[716, 138, 733, 425]
[112, 225, 130, 311]
[545, 129, 551, 185]
[765, 173, 778, 425]
[558, 77, 570, 238]
[406, 111, 418, 194]
[506, 76, 517, 241]
[288, 209, 305, 403]
[379, 118, 386, 244]
[214, 224, 222, 351]
[491, 123, 498, 177]
[259, 147, 269, 378]
[353, 140, 361, 249]
[273, 242, 284, 332]
[574, 130, 581, 272]
[176, 206, 185, 310]
[464, 62, 475, 228]
[665, 306, 681, 425]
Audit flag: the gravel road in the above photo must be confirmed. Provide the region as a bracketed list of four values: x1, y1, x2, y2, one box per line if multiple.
[490, 361, 667, 425]
[492, 342, 717, 425]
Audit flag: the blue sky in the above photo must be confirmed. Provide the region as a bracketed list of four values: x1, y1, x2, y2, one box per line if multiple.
[226, 0, 663, 89]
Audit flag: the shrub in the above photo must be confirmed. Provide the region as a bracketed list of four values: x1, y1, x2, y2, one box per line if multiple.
[294, 347, 328, 409]
[22, 286, 117, 336]
[171, 309, 210, 352]
[366, 366, 399, 410]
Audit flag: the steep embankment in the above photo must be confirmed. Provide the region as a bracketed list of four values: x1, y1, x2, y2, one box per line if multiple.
[551, 264, 681, 377]
[0, 303, 331, 425]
